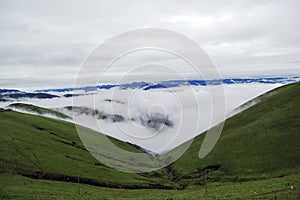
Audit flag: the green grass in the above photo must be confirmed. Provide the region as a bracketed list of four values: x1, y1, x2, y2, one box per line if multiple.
[7, 103, 71, 119]
[0, 82, 299, 199]
[0, 173, 299, 199]
[172, 82, 300, 180]
[0, 109, 171, 188]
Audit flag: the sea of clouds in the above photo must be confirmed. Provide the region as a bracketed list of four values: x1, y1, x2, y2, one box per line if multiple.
[1, 83, 283, 153]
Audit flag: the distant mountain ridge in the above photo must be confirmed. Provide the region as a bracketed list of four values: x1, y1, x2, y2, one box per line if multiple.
[0, 89, 25, 94]
[35, 76, 300, 93]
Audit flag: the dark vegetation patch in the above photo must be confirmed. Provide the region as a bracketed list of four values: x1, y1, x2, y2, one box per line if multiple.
[65, 106, 175, 130]
[35, 126, 46, 131]
[63, 94, 83, 98]
[64, 106, 125, 122]
[0, 108, 10, 112]
[1, 93, 58, 99]
[103, 99, 124, 104]
[21, 172, 174, 190]
[203, 164, 221, 171]
[139, 113, 174, 131]
[52, 138, 87, 151]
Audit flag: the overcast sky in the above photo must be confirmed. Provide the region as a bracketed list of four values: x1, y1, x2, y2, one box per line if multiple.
[1, 0, 300, 90]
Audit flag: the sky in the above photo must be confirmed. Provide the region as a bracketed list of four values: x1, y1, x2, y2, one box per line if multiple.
[1, 0, 300, 90]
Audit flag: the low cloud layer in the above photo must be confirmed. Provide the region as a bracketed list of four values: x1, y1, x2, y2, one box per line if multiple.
[1, 83, 282, 152]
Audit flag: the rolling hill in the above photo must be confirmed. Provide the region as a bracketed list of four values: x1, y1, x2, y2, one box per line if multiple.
[0, 82, 299, 199]
[171, 82, 300, 181]
[7, 103, 71, 120]
[0, 108, 174, 189]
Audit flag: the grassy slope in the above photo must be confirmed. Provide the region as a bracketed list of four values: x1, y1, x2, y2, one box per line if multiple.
[172, 82, 300, 180]
[0, 110, 171, 188]
[1, 173, 299, 199]
[0, 82, 299, 199]
[7, 103, 71, 119]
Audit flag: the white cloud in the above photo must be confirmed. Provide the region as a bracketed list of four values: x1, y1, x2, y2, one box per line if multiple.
[1, 83, 282, 152]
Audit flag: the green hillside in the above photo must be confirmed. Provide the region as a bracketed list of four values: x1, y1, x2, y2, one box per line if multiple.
[0, 109, 173, 189]
[0, 82, 299, 199]
[7, 103, 71, 119]
[1, 173, 299, 199]
[171, 82, 300, 181]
